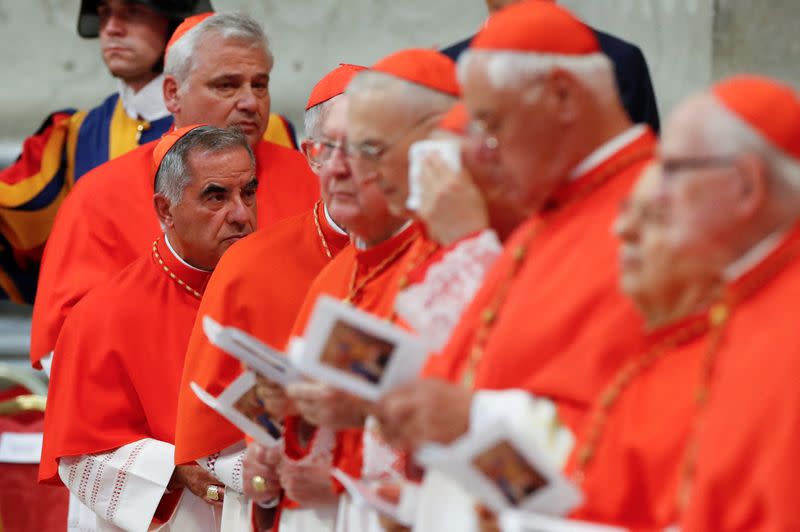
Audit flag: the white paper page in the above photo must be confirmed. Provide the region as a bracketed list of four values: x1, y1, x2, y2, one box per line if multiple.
[203, 315, 300, 386]
[0, 432, 43, 464]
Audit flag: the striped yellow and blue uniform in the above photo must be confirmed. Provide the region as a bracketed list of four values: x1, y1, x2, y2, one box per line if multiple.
[0, 93, 297, 303]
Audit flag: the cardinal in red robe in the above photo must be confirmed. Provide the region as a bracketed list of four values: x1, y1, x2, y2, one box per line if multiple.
[665, 77, 800, 532]
[173, 64, 362, 532]
[30, 12, 319, 370]
[41, 125, 260, 531]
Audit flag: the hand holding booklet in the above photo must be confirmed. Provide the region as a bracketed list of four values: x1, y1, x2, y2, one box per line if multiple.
[193, 295, 430, 445]
[190, 371, 283, 447]
[288, 295, 429, 402]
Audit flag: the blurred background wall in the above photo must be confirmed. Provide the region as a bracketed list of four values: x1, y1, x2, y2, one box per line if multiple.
[2, 0, 799, 161]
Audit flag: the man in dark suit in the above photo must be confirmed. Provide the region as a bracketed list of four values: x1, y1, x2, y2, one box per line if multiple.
[443, 0, 660, 132]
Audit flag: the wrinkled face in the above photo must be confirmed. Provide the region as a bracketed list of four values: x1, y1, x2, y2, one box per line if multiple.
[615, 165, 676, 301]
[460, 127, 528, 238]
[462, 55, 561, 212]
[158, 146, 258, 270]
[657, 95, 751, 273]
[347, 85, 438, 217]
[302, 96, 360, 227]
[98, 0, 169, 84]
[168, 34, 273, 147]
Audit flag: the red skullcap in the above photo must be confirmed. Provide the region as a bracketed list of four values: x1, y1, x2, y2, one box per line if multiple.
[472, 0, 599, 55]
[166, 12, 214, 56]
[153, 125, 207, 175]
[713, 75, 800, 160]
[306, 64, 367, 110]
[371, 48, 460, 97]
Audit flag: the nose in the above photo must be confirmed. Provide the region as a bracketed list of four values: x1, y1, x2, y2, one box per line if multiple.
[612, 205, 637, 243]
[327, 146, 350, 179]
[236, 88, 259, 115]
[226, 194, 254, 228]
[101, 12, 126, 37]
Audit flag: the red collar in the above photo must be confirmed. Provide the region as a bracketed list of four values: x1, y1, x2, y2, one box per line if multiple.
[151, 237, 211, 299]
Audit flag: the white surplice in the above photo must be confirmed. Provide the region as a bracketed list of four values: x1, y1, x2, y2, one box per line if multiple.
[59, 439, 255, 532]
[59, 438, 220, 532]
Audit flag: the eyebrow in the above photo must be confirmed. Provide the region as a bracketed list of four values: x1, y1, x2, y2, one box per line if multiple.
[201, 183, 229, 197]
[243, 178, 259, 191]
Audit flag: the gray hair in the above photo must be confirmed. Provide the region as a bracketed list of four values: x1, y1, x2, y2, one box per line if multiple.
[155, 126, 255, 204]
[457, 49, 616, 104]
[346, 70, 457, 118]
[164, 13, 272, 84]
[304, 94, 343, 139]
[704, 97, 800, 194]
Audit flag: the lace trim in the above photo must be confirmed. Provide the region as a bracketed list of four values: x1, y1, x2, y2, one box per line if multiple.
[395, 230, 503, 350]
[105, 440, 147, 522]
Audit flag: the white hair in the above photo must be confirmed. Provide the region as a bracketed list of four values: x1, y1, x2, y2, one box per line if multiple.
[346, 71, 457, 117]
[457, 49, 616, 104]
[704, 98, 800, 194]
[155, 126, 254, 204]
[304, 94, 343, 139]
[165, 13, 272, 83]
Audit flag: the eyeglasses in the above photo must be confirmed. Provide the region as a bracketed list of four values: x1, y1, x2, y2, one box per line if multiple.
[346, 112, 440, 164]
[467, 119, 499, 152]
[306, 138, 346, 167]
[660, 156, 739, 178]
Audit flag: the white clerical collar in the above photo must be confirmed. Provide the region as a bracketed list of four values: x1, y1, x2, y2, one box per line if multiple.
[118, 74, 169, 122]
[569, 124, 647, 181]
[723, 228, 788, 282]
[164, 234, 211, 273]
[324, 204, 348, 236]
[354, 219, 414, 250]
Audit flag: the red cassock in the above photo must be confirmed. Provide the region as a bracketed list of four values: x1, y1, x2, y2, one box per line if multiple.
[680, 223, 800, 531]
[30, 140, 319, 368]
[39, 237, 211, 483]
[173, 202, 351, 465]
[424, 128, 656, 434]
[566, 311, 711, 531]
[283, 222, 423, 482]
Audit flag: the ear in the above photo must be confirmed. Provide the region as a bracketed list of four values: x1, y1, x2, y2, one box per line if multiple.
[733, 153, 767, 220]
[153, 193, 175, 229]
[300, 139, 315, 166]
[548, 68, 580, 124]
[163, 75, 181, 115]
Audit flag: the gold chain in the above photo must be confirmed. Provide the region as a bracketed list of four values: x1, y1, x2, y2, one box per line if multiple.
[675, 231, 800, 514]
[312, 200, 334, 260]
[397, 239, 441, 290]
[571, 310, 720, 485]
[343, 233, 419, 305]
[152, 239, 203, 300]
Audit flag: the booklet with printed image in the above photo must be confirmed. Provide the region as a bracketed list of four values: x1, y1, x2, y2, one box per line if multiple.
[415, 417, 583, 517]
[288, 295, 429, 402]
[190, 370, 282, 447]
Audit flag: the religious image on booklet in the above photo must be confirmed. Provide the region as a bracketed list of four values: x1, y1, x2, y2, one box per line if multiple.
[190, 371, 282, 447]
[472, 440, 548, 506]
[291, 295, 428, 402]
[415, 418, 583, 516]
